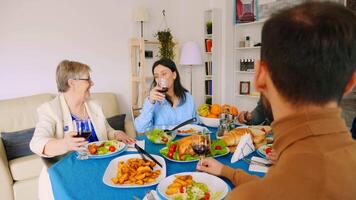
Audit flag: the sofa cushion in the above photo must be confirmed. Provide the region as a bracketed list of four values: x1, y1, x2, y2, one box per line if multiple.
[9, 154, 43, 181]
[1, 128, 35, 160]
[107, 114, 126, 131]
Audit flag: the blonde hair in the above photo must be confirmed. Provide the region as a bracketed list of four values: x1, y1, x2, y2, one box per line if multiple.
[56, 60, 91, 92]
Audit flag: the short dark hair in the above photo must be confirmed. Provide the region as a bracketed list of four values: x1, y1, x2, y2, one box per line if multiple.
[261, 2, 356, 105]
[151, 58, 188, 106]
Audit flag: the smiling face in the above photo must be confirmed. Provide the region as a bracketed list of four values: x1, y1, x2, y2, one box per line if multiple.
[153, 64, 176, 90]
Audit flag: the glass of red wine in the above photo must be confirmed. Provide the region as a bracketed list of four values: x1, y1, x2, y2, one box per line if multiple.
[73, 119, 92, 160]
[191, 130, 211, 165]
[157, 78, 168, 94]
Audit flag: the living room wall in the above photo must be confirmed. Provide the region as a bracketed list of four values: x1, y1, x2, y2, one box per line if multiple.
[0, 0, 221, 115]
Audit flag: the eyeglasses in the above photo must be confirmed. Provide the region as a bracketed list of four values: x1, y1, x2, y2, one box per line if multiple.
[74, 77, 92, 82]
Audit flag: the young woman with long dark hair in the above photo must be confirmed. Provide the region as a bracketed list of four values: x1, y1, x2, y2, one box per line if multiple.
[134, 58, 197, 133]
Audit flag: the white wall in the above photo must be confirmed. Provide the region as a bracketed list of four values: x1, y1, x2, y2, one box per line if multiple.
[0, 0, 210, 115]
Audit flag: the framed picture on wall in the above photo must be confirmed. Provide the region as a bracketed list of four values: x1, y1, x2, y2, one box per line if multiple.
[239, 81, 250, 95]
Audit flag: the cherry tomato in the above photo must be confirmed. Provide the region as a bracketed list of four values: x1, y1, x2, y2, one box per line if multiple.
[179, 154, 184, 161]
[167, 151, 174, 158]
[179, 186, 184, 193]
[215, 145, 222, 150]
[109, 146, 116, 152]
[88, 145, 97, 155]
[203, 192, 210, 200]
[169, 144, 177, 152]
[265, 147, 272, 155]
[161, 136, 168, 143]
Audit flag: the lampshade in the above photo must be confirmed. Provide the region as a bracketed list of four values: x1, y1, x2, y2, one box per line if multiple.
[134, 7, 149, 22]
[179, 41, 203, 66]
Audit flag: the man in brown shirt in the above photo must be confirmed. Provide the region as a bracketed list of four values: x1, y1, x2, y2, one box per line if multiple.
[197, 2, 356, 199]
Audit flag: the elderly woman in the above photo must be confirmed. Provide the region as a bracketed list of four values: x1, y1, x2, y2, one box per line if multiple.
[134, 58, 197, 133]
[30, 60, 134, 158]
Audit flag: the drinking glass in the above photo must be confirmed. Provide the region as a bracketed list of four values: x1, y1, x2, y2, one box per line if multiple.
[157, 78, 168, 94]
[73, 119, 92, 160]
[191, 130, 211, 164]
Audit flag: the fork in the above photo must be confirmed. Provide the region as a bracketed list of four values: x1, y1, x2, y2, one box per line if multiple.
[242, 158, 272, 167]
[163, 117, 197, 134]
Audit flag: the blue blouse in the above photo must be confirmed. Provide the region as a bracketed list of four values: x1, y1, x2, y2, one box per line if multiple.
[134, 92, 197, 133]
[71, 114, 99, 142]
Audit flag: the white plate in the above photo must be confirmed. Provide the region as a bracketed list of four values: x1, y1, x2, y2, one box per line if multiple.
[174, 124, 210, 136]
[102, 154, 166, 188]
[160, 147, 230, 162]
[85, 140, 127, 159]
[156, 172, 229, 200]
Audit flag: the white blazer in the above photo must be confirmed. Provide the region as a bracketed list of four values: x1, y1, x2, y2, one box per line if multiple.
[30, 93, 116, 157]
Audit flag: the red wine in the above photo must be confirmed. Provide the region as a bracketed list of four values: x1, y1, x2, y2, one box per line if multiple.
[192, 144, 209, 155]
[157, 87, 168, 94]
[74, 131, 92, 139]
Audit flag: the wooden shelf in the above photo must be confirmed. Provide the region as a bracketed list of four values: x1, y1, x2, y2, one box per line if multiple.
[235, 46, 260, 50]
[235, 94, 260, 98]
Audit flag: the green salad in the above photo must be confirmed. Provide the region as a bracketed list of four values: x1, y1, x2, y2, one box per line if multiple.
[172, 181, 222, 200]
[146, 128, 175, 144]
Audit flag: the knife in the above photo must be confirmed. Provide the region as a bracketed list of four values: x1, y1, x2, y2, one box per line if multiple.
[134, 143, 162, 168]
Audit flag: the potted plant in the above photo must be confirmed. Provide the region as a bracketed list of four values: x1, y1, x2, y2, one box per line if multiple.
[155, 28, 175, 60]
[206, 21, 212, 34]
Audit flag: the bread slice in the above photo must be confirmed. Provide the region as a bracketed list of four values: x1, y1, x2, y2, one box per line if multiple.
[222, 128, 251, 146]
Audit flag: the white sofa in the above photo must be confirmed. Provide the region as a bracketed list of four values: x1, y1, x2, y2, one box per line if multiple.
[0, 93, 136, 200]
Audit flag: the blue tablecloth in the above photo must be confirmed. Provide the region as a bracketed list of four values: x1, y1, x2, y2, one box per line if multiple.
[48, 129, 265, 199]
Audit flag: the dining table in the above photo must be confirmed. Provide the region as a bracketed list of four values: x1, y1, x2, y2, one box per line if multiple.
[48, 127, 266, 199]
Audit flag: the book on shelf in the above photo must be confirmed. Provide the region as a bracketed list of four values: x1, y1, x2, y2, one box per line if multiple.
[205, 80, 212, 95]
[205, 61, 213, 76]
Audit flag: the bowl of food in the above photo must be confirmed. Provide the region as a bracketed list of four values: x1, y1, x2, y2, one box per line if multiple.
[146, 128, 176, 144]
[199, 116, 219, 127]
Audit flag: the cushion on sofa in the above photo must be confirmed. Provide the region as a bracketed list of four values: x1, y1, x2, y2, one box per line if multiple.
[9, 154, 43, 181]
[1, 128, 35, 160]
[107, 114, 126, 131]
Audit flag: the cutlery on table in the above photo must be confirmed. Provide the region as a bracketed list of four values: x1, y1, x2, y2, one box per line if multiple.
[242, 157, 272, 167]
[134, 143, 162, 168]
[163, 117, 197, 134]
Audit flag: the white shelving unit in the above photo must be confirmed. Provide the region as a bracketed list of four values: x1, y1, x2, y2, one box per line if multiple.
[233, 19, 265, 111]
[203, 9, 221, 104]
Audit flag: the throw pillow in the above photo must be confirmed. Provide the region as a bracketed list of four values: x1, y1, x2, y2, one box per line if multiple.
[1, 128, 35, 160]
[107, 114, 126, 131]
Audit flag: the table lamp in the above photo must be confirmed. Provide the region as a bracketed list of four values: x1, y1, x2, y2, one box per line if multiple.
[134, 7, 149, 38]
[179, 41, 203, 94]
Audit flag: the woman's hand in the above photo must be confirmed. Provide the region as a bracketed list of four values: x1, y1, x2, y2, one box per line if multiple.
[237, 111, 252, 124]
[115, 131, 136, 144]
[149, 86, 166, 104]
[62, 131, 88, 153]
[196, 157, 224, 176]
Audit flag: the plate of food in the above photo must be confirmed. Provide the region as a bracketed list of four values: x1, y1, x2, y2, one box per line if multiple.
[156, 172, 230, 200]
[257, 144, 273, 158]
[174, 124, 210, 136]
[159, 136, 230, 162]
[103, 154, 166, 188]
[85, 140, 127, 159]
[146, 128, 176, 144]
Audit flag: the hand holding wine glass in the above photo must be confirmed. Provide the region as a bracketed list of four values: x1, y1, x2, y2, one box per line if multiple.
[149, 78, 167, 104]
[73, 119, 92, 160]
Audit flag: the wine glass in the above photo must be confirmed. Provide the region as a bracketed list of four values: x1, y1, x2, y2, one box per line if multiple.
[73, 119, 92, 160]
[157, 78, 168, 94]
[191, 131, 211, 164]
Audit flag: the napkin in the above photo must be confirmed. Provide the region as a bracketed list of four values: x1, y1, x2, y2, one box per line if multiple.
[142, 190, 159, 200]
[248, 156, 270, 173]
[231, 133, 255, 163]
[127, 140, 145, 152]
